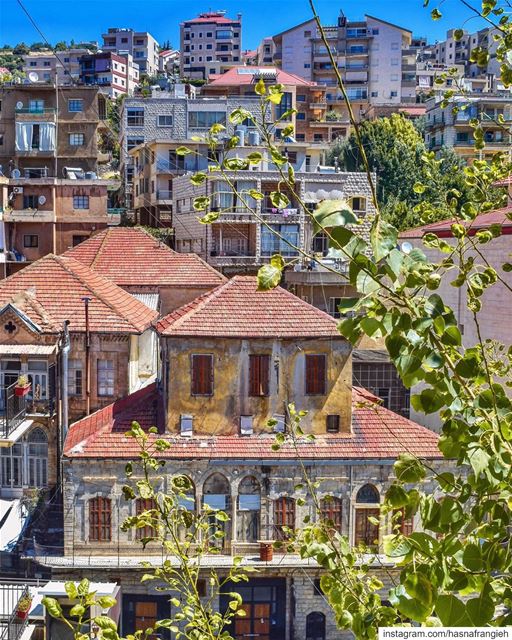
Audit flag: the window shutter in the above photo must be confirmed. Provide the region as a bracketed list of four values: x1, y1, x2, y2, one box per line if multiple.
[191, 355, 213, 395]
[320, 497, 342, 532]
[90, 497, 111, 542]
[249, 355, 270, 396]
[305, 355, 326, 395]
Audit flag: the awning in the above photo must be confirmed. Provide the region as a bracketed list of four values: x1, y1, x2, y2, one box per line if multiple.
[0, 499, 28, 552]
[131, 293, 160, 312]
[0, 344, 57, 355]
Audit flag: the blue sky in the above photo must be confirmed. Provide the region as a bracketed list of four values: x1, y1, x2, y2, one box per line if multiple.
[1, 0, 485, 50]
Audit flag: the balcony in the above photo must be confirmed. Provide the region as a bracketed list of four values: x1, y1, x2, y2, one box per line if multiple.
[309, 102, 327, 109]
[15, 107, 56, 122]
[156, 190, 173, 203]
[155, 159, 187, 174]
[209, 254, 263, 267]
[0, 585, 31, 640]
[107, 207, 125, 225]
[0, 382, 28, 439]
[2, 208, 56, 223]
[209, 207, 299, 223]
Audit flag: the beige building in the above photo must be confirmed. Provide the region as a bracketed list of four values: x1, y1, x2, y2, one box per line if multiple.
[22, 49, 92, 85]
[79, 51, 140, 98]
[101, 28, 159, 77]
[180, 11, 242, 80]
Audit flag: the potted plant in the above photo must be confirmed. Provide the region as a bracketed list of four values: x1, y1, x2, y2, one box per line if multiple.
[15, 374, 31, 397]
[16, 595, 32, 620]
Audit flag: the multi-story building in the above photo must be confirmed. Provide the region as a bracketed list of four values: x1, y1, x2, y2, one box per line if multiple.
[47, 275, 442, 640]
[172, 169, 374, 275]
[272, 13, 415, 120]
[158, 49, 180, 76]
[425, 93, 512, 161]
[79, 51, 139, 98]
[256, 36, 276, 65]
[0, 83, 106, 177]
[101, 28, 159, 77]
[0, 174, 112, 277]
[22, 49, 92, 85]
[180, 11, 242, 80]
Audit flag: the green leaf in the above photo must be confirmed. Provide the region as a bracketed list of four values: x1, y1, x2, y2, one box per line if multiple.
[270, 254, 284, 270]
[94, 616, 117, 631]
[413, 182, 426, 194]
[69, 604, 85, 618]
[270, 191, 290, 209]
[257, 264, 281, 290]
[467, 447, 490, 477]
[268, 91, 284, 105]
[431, 8, 442, 20]
[254, 78, 266, 95]
[229, 108, 252, 125]
[199, 212, 220, 224]
[64, 582, 78, 600]
[383, 534, 412, 557]
[436, 595, 470, 626]
[190, 172, 207, 185]
[193, 196, 210, 211]
[356, 270, 380, 294]
[385, 484, 409, 508]
[42, 597, 63, 619]
[248, 189, 264, 200]
[466, 594, 494, 625]
[371, 220, 398, 262]
[404, 573, 436, 607]
[247, 152, 262, 164]
[313, 200, 358, 233]
[462, 543, 483, 571]
[97, 596, 117, 610]
[441, 325, 461, 346]
[394, 454, 426, 483]
[175, 146, 192, 156]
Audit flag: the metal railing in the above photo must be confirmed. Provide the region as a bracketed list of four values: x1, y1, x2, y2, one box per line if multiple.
[15, 107, 56, 114]
[0, 382, 27, 439]
[0, 585, 30, 640]
[156, 190, 172, 200]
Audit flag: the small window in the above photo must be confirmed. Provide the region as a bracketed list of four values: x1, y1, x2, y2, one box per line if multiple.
[135, 498, 157, 540]
[72, 235, 88, 246]
[390, 91, 398, 98]
[157, 115, 173, 126]
[320, 496, 342, 532]
[313, 579, 323, 596]
[305, 354, 326, 395]
[377, 388, 390, 408]
[350, 197, 366, 213]
[23, 235, 38, 248]
[127, 107, 144, 127]
[97, 359, 114, 396]
[68, 99, 83, 112]
[68, 359, 83, 396]
[180, 414, 193, 437]
[240, 415, 253, 436]
[326, 415, 340, 433]
[249, 354, 270, 397]
[89, 496, 111, 542]
[273, 497, 295, 540]
[191, 354, 213, 396]
[304, 30, 312, 37]
[296, 112, 306, 120]
[73, 195, 89, 209]
[23, 195, 39, 209]
[306, 612, 326, 640]
[69, 133, 84, 146]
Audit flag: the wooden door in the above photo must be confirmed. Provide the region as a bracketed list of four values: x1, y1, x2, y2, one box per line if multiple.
[135, 602, 157, 633]
[354, 508, 380, 548]
[233, 603, 271, 639]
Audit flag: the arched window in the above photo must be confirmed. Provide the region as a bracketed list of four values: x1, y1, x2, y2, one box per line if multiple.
[237, 476, 260, 542]
[89, 497, 112, 542]
[320, 496, 342, 533]
[354, 484, 380, 549]
[273, 497, 295, 541]
[306, 612, 326, 640]
[203, 473, 230, 549]
[27, 427, 48, 488]
[135, 498, 157, 540]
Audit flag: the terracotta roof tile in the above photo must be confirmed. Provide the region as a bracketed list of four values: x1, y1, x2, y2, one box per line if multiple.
[64, 385, 441, 460]
[65, 227, 226, 289]
[400, 207, 512, 239]
[156, 275, 340, 338]
[0, 254, 158, 334]
[206, 66, 320, 88]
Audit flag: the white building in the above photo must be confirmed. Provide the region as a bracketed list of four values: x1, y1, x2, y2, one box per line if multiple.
[101, 28, 159, 77]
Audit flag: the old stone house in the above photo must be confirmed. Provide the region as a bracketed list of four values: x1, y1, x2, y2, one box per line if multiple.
[50, 276, 441, 640]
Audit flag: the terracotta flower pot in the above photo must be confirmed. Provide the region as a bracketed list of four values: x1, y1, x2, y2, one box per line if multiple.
[15, 384, 31, 397]
[259, 541, 274, 562]
[16, 609, 29, 620]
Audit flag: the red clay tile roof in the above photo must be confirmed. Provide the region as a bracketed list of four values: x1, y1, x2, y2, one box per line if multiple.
[0, 254, 158, 334]
[400, 207, 512, 239]
[206, 66, 320, 88]
[156, 275, 340, 338]
[65, 227, 226, 289]
[64, 385, 441, 460]
[184, 14, 239, 24]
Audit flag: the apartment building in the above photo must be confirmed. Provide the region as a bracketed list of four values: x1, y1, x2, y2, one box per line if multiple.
[180, 11, 242, 80]
[158, 48, 180, 75]
[101, 28, 159, 76]
[79, 51, 140, 97]
[273, 13, 415, 120]
[425, 93, 512, 161]
[48, 276, 442, 640]
[0, 83, 105, 177]
[172, 169, 374, 276]
[22, 49, 92, 85]
[0, 174, 111, 277]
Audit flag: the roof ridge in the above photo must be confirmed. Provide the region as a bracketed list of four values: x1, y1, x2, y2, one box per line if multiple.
[181, 253, 228, 281]
[54, 255, 153, 333]
[89, 228, 111, 269]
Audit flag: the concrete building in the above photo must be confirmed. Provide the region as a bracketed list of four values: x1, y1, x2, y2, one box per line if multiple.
[0, 174, 112, 277]
[79, 51, 140, 98]
[0, 83, 106, 178]
[180, 11, 242, 80]
[22, 49, 92, 85]
[425, 93, 512, 161]
[158, 49, 180, 76]
[101, 28, 159, 77]
[272, 13, 415, 120]
[46, 275, 442, 640]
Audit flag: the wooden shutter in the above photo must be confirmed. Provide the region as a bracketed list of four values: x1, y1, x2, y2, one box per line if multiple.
[320, 497, 342, 533]
[395, 509, 414, 536]
[89, 497, 111, 542]
[305, 355, 326, 395]
[191, 354, 213, 395]
[135, 498, 156, 540]
[249, 355, 270, 396]
[274, 497, 295, 540]
[354, 508, 379, 547]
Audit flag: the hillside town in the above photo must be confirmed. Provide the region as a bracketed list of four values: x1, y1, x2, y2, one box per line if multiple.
[0, 4, 511, 640]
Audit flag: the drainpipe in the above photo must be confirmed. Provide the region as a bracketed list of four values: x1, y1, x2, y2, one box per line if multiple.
[82, 297, 92, 415]
[61, 320, 70, 440]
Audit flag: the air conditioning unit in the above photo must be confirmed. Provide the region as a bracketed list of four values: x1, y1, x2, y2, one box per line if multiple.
[12, 186, 24, 194]
[180, 414, 193, 437]
[240, 415, 253, 436]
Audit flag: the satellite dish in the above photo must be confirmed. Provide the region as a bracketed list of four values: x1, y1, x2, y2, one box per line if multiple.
[38, 195, 46, 205]
[28, 71, 39, 83]
[401, 241, 413, 255]
[16, 101, 24, 110]
[11, 168, 21, 179]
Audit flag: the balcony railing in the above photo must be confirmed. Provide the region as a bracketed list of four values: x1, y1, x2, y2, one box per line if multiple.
[0, 585, 30, 640]
[155, 159, 187, 173]
[156, 190, 173, 201]
[15, 107, 56, 114]
[0, 382, 27, 439]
